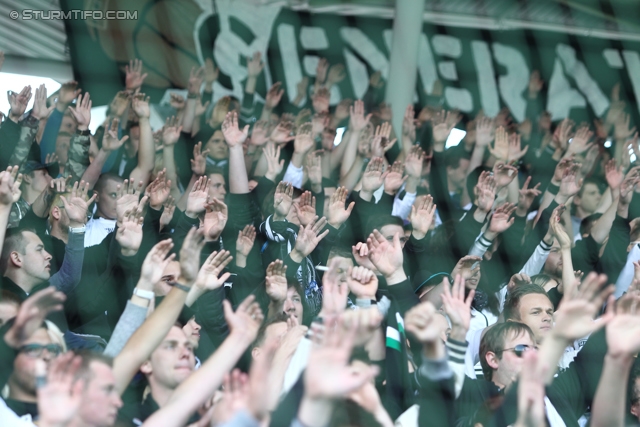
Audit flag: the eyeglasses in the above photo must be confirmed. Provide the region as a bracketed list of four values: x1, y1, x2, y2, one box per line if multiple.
[497, 344, 536, 357]
[19, 344, 63, 358]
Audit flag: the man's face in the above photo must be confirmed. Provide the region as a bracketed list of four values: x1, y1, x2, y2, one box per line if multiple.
[143, 326, 196, 390]
[515, 294, 554, 343]
[182, 317, 202, 344]
[576, 183, 602, 214]
[154, 260, 181, 296]
[28, 170, 52, 194]
[206, 131, 229, 160]
[78, 361, 122, 427]
[447, 159, 470, 189]
[489, 331, 536, 388]
[95, 178, 121, 220]
[10, 328, 58, 397]
[207, 173, 227, 201]
[19, 231, 52, 282]
[380, 224, 408, 248]
[283, 286, 304, 321]
[543, 245, 563, 278]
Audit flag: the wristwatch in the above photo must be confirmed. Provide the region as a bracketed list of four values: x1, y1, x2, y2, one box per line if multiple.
[68, 225, 86, 234]
[133, 287, 155, 300]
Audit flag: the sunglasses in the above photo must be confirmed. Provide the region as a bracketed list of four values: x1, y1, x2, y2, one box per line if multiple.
[19, 344, 63, 358]
[497, 344, 536, 357]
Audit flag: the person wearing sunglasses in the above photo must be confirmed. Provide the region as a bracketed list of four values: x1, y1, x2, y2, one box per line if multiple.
[5, 321, 66, 421]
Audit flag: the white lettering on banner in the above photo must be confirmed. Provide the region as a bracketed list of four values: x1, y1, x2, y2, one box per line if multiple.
[193, 1, 640, 122]
[547, 58, 587, 120]
[472, 41, 500, 117]
[556, 44, 609, 117]
[493, 43, 529, 122]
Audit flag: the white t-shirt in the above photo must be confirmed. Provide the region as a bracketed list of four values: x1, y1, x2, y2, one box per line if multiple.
[0, 398, 35, 426]
[84, 217, 116, 247]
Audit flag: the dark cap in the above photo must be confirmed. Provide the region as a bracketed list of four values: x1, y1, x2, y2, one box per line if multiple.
[20, 160, 47, 174]
[413, 270, 452, 293]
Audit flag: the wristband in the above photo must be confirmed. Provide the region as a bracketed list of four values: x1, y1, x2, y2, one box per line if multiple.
[68, 225, 86, 234]
[76, 128, 90, 136]
[133, 287, 154, 300]
[168, 281, 191, 293]
[547, 183, 560, 195]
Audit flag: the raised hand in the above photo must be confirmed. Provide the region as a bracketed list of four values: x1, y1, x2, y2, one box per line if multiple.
[550, 205, 572, 249]
[370, 122, 396, 158]
[346, 266, 378, 300]
[236, 225, 256, 258]
[567, 123, 594, 156]
[179, 227, 206, 285]
[204, 58, 219, 86]
[250, 120, 270, 147]
[327, 63, 346, 86]
[431, 109, 460, 144]
[405, 146, 425, 179]
[294, 123, 315, 154]
[327, 186, 355, 229]
[558, 164, 582, 202]
[139, 239, 175, 287]
[605, 159, 624, 191]
[312, 87, 330, 114]
[116, 210, 144, 256]
[203, 198, 228, 239]
[410, 195, 437, 240]
[8, 86, 32, 120]
[4, 287, 65, 348]
[349, 100, 372, 132]
[102, 118, 129, 152]
[273, 181, 293, 220]
[292, 216, 330, 259]
[450, 255, 482, 289]
[194, 250, 233, 291]
[614, 113, 636, 141]
[56, 81, 81, 109]
[223, 295, 264, 344]
[116, 179, 143, 225]
[222, 111, 249, 147]
[265, 82, 284, 109]
[36, 352, 85, 427]
[552, 273, 614, 342]
[351, 242, 377, 271]
[441, 274, 474, 340]
[316, 58, 328, 85]
[265, 259, 287, 302]
[361, 157, 387, 193]
[605, 293, 640, 358]
[186, 176, 209, 218]
[402, 105, 417, 142]
[188, 66, 204, 95]
[68, 92, 92, 131]
[488, 126, 510, 162]
[270, 120, 295, 145]
[475, 116, 495, 147]
[293, 191, 317, 227]
[131, 93, 150, 119]
[488, 202, 516, 235]
[125, 58, 148, 91]
[159, 197, 176, 230]
[190, 142, 209, 177]
[0, 166, 22, 206]
[263, 143, 284, 182]
[305, 150, 323, 189]
[195, 98, 210, 118]
[383, 160, 406, 195]
[474, 171, 496, 213]
[507, 132, 528, 163]
[162, 116, 182, 147]
[169, 93, 185, 111]
[247, 52, 264, 78]
[145, 170, 171, 209]
[366, 230, 403, 279]
[31, 84, 55, 120]
[506, 273, 532, 293]
[60, 180, 96, 228]
[517, 176, 541, 215]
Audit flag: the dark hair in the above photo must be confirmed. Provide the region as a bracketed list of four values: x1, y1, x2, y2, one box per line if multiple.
[73, 349, 114, 382]
[327, 246, 355, 263]
[576, 177, 603, 199]
[0, 228, 38, 274]
[364, 215, 404, 239]
[205, 166, 226, 178]
[503, 284, 550, 322]
[444, 148, 470, 170]
[94, 173, 124, 194]
[479, 321, 534, 380]
[252, 312, 288, 350]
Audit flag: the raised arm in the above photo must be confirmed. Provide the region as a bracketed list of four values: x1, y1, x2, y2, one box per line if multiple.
[113, 229, 204, 393]
[129, 93, 154, 186]
[222, 111, 250, 194]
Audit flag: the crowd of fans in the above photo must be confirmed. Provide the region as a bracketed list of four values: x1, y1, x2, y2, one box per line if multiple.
[1, 45, 640, 427]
